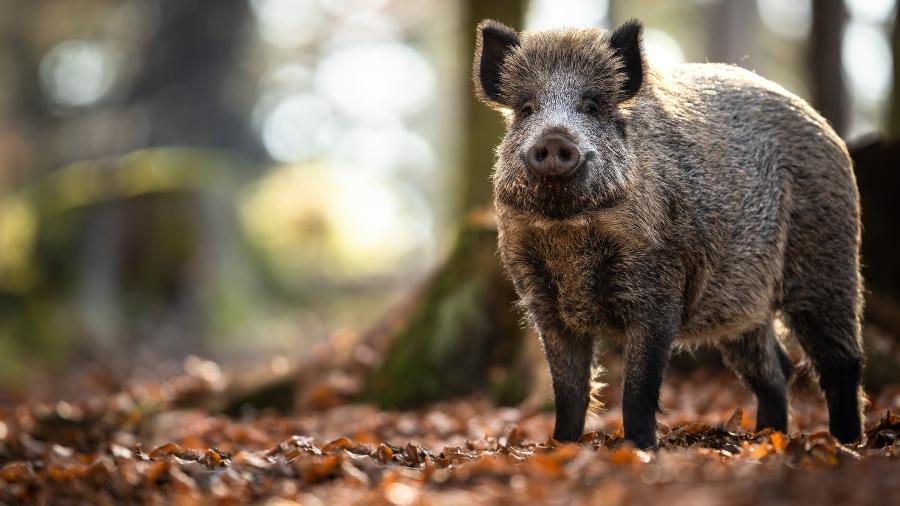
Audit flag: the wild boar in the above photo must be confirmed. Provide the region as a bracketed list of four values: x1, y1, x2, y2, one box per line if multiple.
[473, 19, 865, 448]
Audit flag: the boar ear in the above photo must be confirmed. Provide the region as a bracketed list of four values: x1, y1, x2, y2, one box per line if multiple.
[609, 19, 645, 100]
[474, 19, 519, 106]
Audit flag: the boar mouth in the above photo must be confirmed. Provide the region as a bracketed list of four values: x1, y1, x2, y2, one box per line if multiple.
[497, 153, 625, 219]
[531, 191, 625, 220]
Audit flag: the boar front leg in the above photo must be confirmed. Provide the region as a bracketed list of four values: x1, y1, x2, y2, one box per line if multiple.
[541, 329, 594, 442]
[622, 326, 676, 449]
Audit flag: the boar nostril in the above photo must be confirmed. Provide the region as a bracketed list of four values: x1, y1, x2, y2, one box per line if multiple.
[525, 133, 582, 178]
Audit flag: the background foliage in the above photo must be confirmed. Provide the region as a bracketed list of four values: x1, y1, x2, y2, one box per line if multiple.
[0, 0, 898, 394]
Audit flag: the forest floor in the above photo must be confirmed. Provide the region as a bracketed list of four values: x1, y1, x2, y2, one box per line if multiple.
[1, 344, 899, 505]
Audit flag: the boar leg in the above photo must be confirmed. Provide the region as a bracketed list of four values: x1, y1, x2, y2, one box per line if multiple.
[783, 196, 865, 444]
[718, 322, 792, 433]
[622, 328, 675, 449]
[542, 330, 594, 442]
[787, 309, 864, 444]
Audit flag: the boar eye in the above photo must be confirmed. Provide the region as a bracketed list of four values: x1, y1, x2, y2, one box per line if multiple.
[520, 103, 534, 117]
[580, 98, 600, 116]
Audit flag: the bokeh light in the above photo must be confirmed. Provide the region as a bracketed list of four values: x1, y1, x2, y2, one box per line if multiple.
[248, 3, 442, 282]
[332, 127, 436, 178]
[757, 0, 812, 40]
[250, 0, 324, 49]
[643, 29, 686, 66]
[257, 93, 339, 163]
[525, 0, 609, 30]
[322, 11, 400, 50]
[239, 163, 430, 279]
[314, 43, 436, 123]
[40, 40, 120, 108]
[842, 21, 893, 105]
[844, 0, 896, 23]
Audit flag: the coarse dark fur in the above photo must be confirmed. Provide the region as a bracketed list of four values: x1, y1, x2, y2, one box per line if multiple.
[473, 19, 866, 449]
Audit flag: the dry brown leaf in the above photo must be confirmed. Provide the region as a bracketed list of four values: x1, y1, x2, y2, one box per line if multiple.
[724, 408, 743, 433]
[298, 454, 342, 484]
[376, 443, 395, 464]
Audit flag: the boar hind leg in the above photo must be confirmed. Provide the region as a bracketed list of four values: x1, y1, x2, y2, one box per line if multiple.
[787, 307, 864, 444]
[542, 331, 593, 442]
[783, 209, 864, 444]
[719, 322, 792, 433]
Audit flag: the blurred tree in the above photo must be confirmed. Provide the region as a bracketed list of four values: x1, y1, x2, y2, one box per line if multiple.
[844, 3, 900, 390]
[809, 0, 848, 137]
[363, 0, 531, 408]
[852, 139, 900, 321]
[0, 2, 46, 181]
[66, 0, 260, 358]
[891, 4, 900, 137]
[0, 0, 264, 375]
[127, 0, 261, 156]
[852, 5, 900, 328]
[706, 0, 757, 67]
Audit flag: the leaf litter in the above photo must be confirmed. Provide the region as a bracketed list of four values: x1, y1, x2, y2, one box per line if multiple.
[1, 355, 899, 505]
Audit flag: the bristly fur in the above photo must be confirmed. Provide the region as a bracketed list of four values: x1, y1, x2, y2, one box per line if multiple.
[473, 19, 866, 449]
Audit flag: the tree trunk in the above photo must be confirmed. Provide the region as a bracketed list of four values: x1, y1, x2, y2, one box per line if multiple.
[890, 4, 900, 138]
[846, 7, 900, 390]
[458, 1, 524, 213]
[809, 0, 848, 137]
[363, 218, 528, 408]
[128, 0, 262, 157]
[76, 0, 257, 357]
[706, 0, 758, 67]
[362, 0, 528, 408]
[0, 0, 259, 365]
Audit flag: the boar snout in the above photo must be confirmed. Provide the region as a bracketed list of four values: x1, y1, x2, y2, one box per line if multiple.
[525, 133, 582, 178]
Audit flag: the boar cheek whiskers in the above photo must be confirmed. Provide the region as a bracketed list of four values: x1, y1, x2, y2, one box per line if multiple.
[518, 154, 537, 184]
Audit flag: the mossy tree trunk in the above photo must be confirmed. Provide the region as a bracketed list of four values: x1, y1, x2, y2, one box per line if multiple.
[363, 220, 528, 407]
[362, 0, 530, 408]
